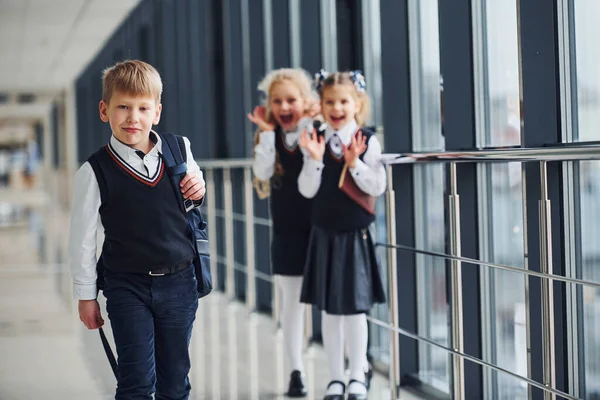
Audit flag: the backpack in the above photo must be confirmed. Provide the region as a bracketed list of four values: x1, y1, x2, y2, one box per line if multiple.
[160, 132, 212, 298]
[93, 133, 212, 298]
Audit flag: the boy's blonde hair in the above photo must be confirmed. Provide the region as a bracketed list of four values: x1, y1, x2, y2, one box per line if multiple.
[319, 71, 371, 127]
[253, 68, 318, 199]
[102, 60, 163, 104]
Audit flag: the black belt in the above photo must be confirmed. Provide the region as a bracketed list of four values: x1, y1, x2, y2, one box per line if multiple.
[148, 259, 192, 276]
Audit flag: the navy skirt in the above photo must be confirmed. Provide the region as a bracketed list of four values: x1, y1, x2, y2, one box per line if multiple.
[271, 230, 311, 276]
[300, 224, 386, 315]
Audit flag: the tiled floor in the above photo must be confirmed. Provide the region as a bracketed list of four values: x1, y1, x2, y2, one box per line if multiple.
[0, 191, 425, 400]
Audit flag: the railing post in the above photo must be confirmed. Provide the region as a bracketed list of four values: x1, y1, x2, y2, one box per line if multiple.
[449, 162, 465, 400]
[223, 167, 235, 300]
[539, 161, 556, 400]
[205, 168, 219, 289]
[243, 167, 256, 311]
[385, 166, 401, 400]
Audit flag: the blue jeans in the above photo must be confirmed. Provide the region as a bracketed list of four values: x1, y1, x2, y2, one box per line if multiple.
[103, 265, 198, 400]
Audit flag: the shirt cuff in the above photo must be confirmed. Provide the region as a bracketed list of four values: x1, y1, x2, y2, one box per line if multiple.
[349, 159, 369, 177]
[73, 282, 98, 300]
[303, 157, 325, 175]
[258, 130, 275, 148]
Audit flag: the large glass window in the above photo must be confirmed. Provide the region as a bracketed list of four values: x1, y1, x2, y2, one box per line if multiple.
[564, 1, 600, 397]
[472, 1, 526, 398]
[571, 1, 600, 143]
[359, 0, 389, 365]
[408, 0, 449, 393]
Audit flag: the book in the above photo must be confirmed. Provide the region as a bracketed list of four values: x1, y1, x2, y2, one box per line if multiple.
[338, 162, 376, 215]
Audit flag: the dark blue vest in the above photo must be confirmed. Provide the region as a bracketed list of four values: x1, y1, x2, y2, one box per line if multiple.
[88, 145, 195, 274]
[269, 127, 313, 234]
[312, 128, 376, 232]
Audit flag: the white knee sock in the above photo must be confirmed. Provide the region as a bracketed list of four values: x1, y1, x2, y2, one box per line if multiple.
[276, 275, 306, 376]
[344, 314, 368, 395]
[322, 312, 345, 395]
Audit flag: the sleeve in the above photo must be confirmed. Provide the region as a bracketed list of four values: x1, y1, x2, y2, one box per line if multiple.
[297, 156, 325, 199]
[182, 136, 206, 207]
[68, 162, 102, 300]
[252, 130, 276, 180]
[348, 136, 387, 197]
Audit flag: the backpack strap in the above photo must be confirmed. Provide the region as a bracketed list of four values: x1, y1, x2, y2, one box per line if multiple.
[159, 132, 194, 213]
[175, 135, 187, 163]
[160, 132, 188, 175]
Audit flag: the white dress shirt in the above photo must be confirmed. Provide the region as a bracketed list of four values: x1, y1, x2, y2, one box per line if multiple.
[252, 122, 309, 180]
[69, 133, 204, 300]
[297, 119, 386, 199]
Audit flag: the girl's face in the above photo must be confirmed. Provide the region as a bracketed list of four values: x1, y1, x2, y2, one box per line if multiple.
[320, 84, 360, 131]
[268, 80, 307, 132]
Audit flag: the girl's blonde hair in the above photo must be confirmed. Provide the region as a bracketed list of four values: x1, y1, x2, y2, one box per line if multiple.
[318, 71, 371, 127]
[253, 68, 318, 199]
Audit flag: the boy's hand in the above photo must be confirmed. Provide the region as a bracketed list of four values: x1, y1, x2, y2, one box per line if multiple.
[342, 131, 367, 168]
[180, 172, 206, 201]
[247, 105, 275, 132]
[79, 299, 104, 330]
[299, 128, 325, 161]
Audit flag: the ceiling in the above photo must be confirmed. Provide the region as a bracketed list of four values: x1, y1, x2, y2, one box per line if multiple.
[0, 0, 141, 95]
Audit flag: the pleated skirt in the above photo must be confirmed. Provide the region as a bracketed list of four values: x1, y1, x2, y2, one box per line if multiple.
[300, 224, 386, 315]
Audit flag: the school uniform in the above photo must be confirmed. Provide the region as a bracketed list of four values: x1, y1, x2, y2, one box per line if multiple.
[69, 132, 204, 400]
[253, 123, 312, 396]
[298, 118, 386, 399]
[298, 119, 386, 315]
[253, 125, 313, 276]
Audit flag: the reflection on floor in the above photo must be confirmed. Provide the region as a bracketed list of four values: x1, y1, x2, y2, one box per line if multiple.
[0, 194, 424, 400]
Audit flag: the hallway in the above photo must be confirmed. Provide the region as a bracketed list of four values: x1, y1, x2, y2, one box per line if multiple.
[0, 196, 420, 400]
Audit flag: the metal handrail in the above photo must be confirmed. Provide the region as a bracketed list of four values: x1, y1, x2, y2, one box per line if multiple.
[197, 158, 253, 168]
[196, 141, 600, 169]
[381, 142, 600, 164]
[365, 316, 579, 400]
[377, 242, 600, 290]
[198, 142, 600, 400]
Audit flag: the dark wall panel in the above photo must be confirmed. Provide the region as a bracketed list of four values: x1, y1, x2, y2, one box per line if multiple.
[519, 2, 568, 397]
[300, 0, 322, 75]
[439, 0, 482, 398]
[271, 0, 291, 69]
[379, 0, 418, 387]
[335, 0, 363, 72]
[188, 0, 214, 159]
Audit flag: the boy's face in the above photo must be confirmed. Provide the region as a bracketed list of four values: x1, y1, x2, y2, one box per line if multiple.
[99, 91, 162, 151]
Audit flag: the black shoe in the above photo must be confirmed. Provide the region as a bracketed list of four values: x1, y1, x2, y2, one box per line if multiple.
[347, 379, 368, 400]
[286, 370, 307, 397]
[365, 362, 373, 390]
[323, 380, 346, 400]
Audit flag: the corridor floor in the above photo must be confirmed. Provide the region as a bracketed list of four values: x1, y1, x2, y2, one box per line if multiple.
[0, 195, 424, 400]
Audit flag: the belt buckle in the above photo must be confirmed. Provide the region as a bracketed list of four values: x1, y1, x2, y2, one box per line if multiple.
[148, 271, 165, 276]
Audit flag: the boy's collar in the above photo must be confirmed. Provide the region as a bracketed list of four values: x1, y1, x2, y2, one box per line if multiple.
[109, 131, 161, 161]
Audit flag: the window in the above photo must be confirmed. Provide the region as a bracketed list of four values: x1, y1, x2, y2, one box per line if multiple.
[562, 1, 600, 397]
[408, 0, 449, 392]
[472, 1, 526, 398]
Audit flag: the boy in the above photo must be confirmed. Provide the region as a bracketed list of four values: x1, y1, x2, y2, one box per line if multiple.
[69, 60, 205, 400]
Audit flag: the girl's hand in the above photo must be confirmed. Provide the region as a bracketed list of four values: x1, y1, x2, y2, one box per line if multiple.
[299, 128, 325, 161]
[305, 99, 321, 118]
[342, 131, 367, 168]
[247, 105, 275, 132]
